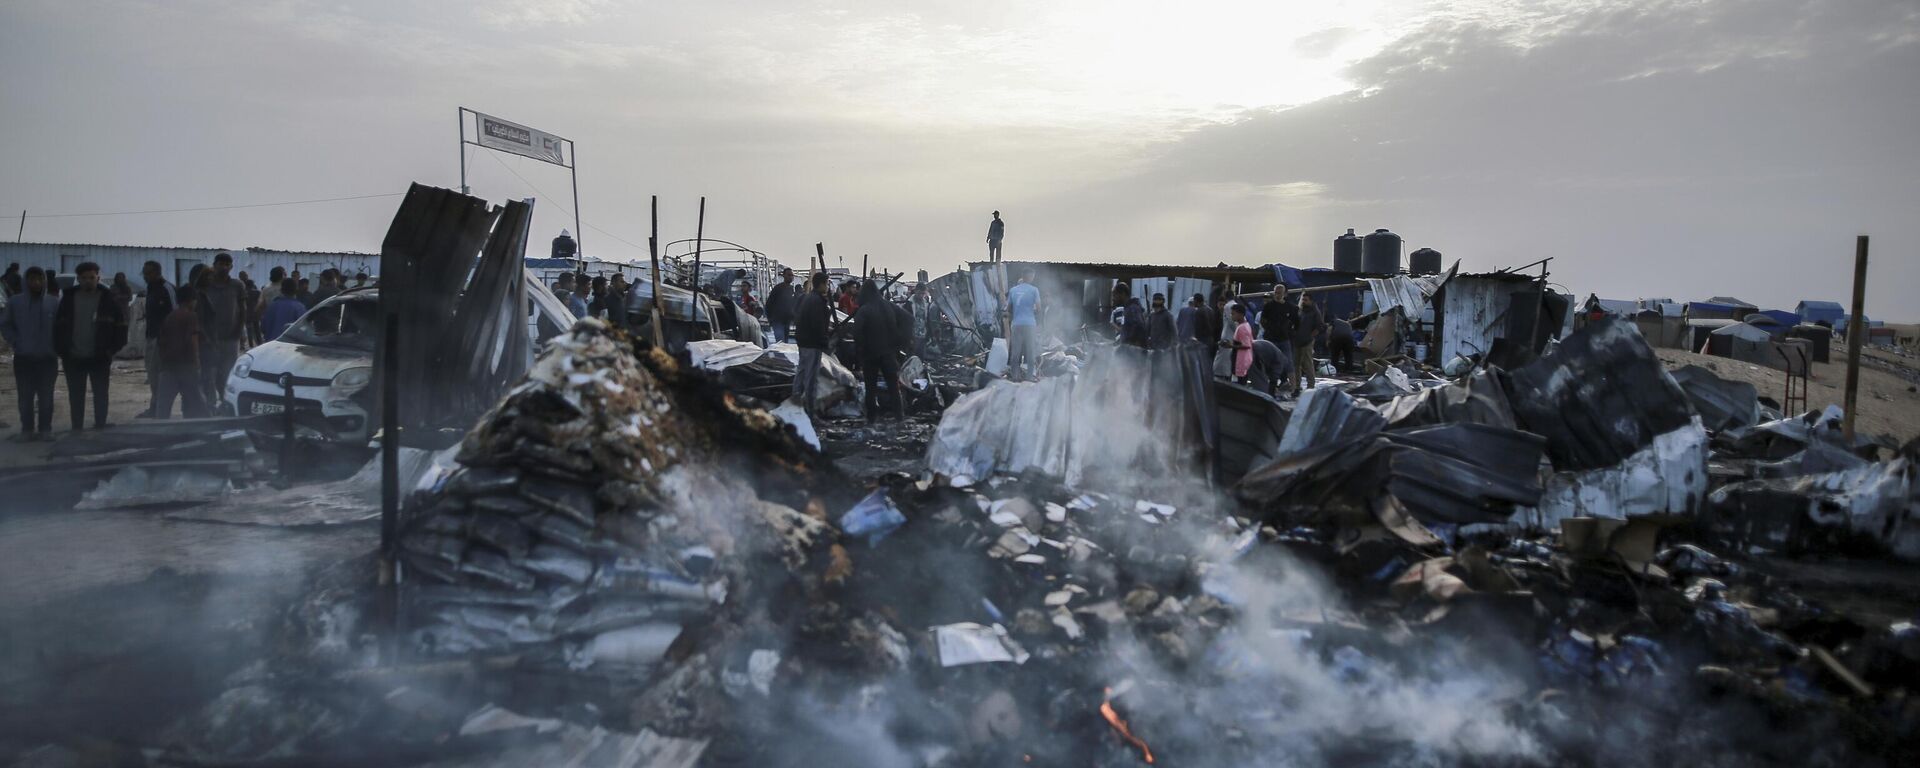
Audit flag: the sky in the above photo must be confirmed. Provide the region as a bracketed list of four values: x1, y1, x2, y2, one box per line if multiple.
[2, 0, 1916, 317]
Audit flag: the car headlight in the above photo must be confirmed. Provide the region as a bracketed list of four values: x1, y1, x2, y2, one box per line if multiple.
[332, 366, 372, 390]
[232, 354, 253, 379]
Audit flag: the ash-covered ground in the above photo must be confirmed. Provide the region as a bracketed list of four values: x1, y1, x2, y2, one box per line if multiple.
[3, 319, 1918, 768]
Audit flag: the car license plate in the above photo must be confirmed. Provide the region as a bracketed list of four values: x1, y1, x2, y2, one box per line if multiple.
[253, 402, 285, 415]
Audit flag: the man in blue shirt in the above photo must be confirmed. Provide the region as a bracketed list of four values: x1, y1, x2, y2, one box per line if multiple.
[261, 278, 309, 342]
[1005, 270, 1040, 381]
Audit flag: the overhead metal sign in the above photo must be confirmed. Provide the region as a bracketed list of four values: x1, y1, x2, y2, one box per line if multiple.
[473, 111, 567, 166]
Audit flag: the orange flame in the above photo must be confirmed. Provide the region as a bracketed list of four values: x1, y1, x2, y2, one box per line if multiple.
[1099, 687, 1155, 764]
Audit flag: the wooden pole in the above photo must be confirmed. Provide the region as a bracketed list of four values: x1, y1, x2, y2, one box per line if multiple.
[648, 196, 665, 347]
[1843, 235, 1868, 442]
[861, 254, 869, 281]
[16, 210, 24, 241]
[814, 242, 825, 276]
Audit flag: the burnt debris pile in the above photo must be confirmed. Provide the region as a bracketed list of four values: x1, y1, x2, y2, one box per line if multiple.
[111, 317, 1920, 768]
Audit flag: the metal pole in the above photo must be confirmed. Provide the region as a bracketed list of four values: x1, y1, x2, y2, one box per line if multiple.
[380, 314, 399, 555]
[648, 196, 665, 347]
[457, 108, 468, 195]
[1843, 235, 1868, 442]
[279, 375, 295, 485]
[692, 196, 706, 295]
[569, 140, 583, 274]
[16, 210, 23, 242]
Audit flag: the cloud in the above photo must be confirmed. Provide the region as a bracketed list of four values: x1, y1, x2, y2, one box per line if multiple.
[477, 0, 612, 28]
[1021, 0, 1920, 314]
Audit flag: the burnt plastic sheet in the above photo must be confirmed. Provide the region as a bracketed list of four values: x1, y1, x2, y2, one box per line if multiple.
[1670, 364, 1759, 433]
[1235, 422, 1546, 529]
[1347, 368, 1421, 402]
[1371, 367, 1517, 430]
[1504, 318, 1694, 472]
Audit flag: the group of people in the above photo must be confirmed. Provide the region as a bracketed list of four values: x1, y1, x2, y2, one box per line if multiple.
[764, 268, 933, 422]
[0, 256, 370, 441]
[550, 271, 631, 323]
[1211, 286, 1361, 397]
[999, 276, 1364, 399]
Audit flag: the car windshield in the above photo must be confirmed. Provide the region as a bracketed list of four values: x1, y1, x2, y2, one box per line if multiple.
[280, 298, 378, 351]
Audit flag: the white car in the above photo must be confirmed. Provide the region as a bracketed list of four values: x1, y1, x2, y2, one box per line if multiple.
[225, 290, 378, 441]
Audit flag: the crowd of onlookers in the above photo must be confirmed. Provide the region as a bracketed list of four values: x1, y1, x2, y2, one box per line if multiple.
[0, 257, 370, 441]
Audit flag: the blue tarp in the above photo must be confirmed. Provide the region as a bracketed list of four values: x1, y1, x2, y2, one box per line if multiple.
[1270, 264, 1305, 289]
[1796, 301, 1844, 325]
[1687, 301, 1750, 319]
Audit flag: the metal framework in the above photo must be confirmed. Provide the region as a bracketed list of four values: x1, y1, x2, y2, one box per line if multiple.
[457, 107, 582, 272]
[660, 237, 789, 300]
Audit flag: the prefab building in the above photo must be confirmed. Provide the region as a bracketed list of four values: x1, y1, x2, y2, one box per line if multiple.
[0, 241, 376, 288]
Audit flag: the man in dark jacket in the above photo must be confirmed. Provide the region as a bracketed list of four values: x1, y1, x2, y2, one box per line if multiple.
[139, 260, 177, 417]
[155, 284, 209, 419]
[1292, 294, 1323, 393]
[1, 267, 59, 439]
[1, 263, 21, 296]
[1328, 310, 1358, 372]
[54, 262, 129, 430]
[791, 272, 832, 414]
[1146, 293, 1177, 350]
[852, 282, 904, 421]
[765, 268, 796, 343]
[1260, 286, 1297, 345]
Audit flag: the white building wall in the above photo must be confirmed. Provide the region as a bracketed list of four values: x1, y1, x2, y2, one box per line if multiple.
[0, 242, 376, 288]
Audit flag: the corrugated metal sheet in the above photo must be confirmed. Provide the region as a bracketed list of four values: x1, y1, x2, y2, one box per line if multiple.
[1438, 277, 1518, 363]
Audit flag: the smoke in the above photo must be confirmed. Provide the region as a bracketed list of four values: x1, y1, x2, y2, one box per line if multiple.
[1100, 535, 1548, 767]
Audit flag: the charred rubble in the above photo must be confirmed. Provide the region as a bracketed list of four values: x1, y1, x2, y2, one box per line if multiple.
[92, 316, 1920, 768]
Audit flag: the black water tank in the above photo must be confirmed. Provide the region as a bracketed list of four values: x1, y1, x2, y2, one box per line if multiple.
[1409, 247, 1442, 276]
[1333, 228, 1363, 272]
[1362, 228, 1401, 274]
[552, 230, 577, 260]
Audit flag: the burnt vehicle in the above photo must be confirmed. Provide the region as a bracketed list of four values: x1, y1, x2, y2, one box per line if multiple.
[623, 276, 764, 353]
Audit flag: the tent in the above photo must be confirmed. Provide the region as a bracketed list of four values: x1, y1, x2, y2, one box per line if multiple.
[1795, 300, 1844, 326]
[1709, 322, 1778, 367]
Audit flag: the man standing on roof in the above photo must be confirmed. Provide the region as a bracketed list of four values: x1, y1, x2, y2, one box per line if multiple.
[792, 272, 832, 415]
[765, 268, 796, 344]
[987, 211, 1005, 262]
